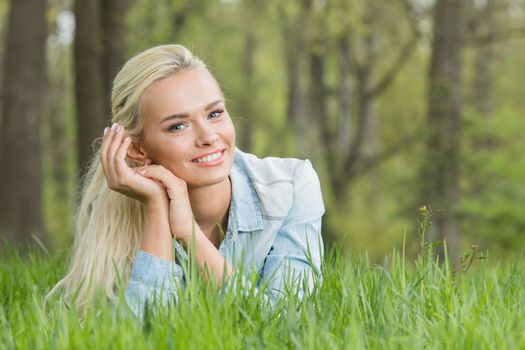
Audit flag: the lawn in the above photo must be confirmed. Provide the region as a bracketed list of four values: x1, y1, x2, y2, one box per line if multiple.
[1, 217, 524, 349]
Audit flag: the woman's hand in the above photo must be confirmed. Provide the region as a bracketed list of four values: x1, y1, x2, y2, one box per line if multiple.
[136, 165, 196, 243]
[100, 123, 167, 205]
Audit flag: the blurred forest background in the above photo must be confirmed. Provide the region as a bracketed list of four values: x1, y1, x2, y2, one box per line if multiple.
[0, 0, 524, 263]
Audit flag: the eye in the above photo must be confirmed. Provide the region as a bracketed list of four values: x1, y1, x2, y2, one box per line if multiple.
[168, 122, 187, 132]
[208, 110, 223, 119]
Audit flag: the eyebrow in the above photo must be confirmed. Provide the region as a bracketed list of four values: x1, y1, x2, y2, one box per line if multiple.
[159, 99, 224, 124]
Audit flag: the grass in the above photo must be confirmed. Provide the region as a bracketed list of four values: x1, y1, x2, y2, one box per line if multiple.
[1, 211, 524, 349]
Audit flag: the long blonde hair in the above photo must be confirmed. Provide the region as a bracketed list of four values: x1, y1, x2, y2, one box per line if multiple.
[46, 44, 206, 312]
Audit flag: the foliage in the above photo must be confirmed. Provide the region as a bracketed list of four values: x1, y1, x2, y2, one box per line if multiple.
[460, 41, 525, 256]
[7, 0, 523, 258]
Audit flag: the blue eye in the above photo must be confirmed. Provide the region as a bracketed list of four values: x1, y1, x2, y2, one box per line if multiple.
[168, 122, 187, 132]
[209, 110, 223, 119]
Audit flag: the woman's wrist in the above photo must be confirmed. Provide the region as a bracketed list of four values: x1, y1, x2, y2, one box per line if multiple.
[178, 227, 205, 250]
[141, 195, 172, 262]
[178, 227, 233, 287]
[144, 193, 169, 211]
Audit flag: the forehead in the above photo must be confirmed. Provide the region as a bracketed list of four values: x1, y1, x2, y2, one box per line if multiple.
[140, 67, 223, 120]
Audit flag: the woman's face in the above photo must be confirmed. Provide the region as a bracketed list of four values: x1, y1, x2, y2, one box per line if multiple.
[135, 67, 236, 188]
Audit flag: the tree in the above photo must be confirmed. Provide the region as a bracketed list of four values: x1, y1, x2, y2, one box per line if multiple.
[420, 0, 466, 263]
[0, 0, 48, 246]
[461, 0, 525, 253]
[237, 0, 261, 153]
[74, 0, 129, 174]
[43, 6, 77, 249]
[280, 0, 421, 203]
[279, 1, 311, 156]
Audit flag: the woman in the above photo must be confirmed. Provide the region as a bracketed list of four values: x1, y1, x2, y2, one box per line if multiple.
[47, 44, 325, 317]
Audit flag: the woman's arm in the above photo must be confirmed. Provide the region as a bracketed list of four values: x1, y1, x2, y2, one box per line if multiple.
[100, 124, 184, 316]
[123, 193, 183, 318]
[139, 159, 324, 306]
[140, 198, 172, 261]
[101, 125, 232, 315]
[181, 228, 233, 287]
[100, 122, 176, 261]
[137, 166, 234, 287]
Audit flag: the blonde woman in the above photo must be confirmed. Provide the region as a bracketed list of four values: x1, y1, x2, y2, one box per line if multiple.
[47, 44, 325, 317]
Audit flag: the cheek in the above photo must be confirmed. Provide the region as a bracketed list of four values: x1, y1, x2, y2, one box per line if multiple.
[147, 137, 188, 166]
[224, 118, 236, 142]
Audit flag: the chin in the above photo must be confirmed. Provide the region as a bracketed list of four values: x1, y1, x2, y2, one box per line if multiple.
[188, 152, 233, 186]
[187, 173, 229, 188]
[186, 161, 232, 186]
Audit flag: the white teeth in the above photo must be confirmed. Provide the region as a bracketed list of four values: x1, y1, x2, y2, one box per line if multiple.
[193, 151, 222, 163]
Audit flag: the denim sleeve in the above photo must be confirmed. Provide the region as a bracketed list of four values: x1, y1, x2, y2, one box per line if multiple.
[124, 249, 184, 318]
[223, 160, 325, 305]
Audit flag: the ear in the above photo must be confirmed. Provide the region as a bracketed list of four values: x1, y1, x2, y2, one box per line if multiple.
[127, 141, 152, 165]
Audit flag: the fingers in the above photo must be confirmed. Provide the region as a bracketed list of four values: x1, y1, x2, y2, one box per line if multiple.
[100, 124, 114, 178]
[114, 135, 132, 180]
[100, 122, 125, 189]
[131, 165, 148, 174]
[107, 125, 125, 181]
[138, 166, 186, 198]
[138, 166, 170, 183]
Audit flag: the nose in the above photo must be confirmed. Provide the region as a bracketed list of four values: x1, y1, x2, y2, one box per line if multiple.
[194, 121, 219, 147]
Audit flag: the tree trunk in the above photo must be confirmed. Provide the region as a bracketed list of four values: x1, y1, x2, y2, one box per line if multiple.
[75, 0, 128, 174]
[336, 35, 352, 158]
[239, 31, 256, 153]
[74, 0, 106, 174]
[43, 40, 75, 249]
[363, 99, 379, 208]
[102, 0, 129, 99]
[281, 2, 310, 157]
[472, 0, 496, 128]
[0, 0, 48, 247]
[309, 47, 329, 160]
[359, 29, 380, 209]
[422, 0, 465, 263]
[473, 44, 495, 117]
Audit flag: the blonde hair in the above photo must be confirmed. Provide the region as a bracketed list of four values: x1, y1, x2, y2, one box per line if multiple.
[46, 44, 206, 312]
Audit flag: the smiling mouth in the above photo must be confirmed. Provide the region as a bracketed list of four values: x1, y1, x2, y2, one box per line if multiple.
[191, 149, 224, 163]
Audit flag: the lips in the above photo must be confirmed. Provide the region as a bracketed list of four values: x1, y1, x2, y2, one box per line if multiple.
[191, 149, 225, 163]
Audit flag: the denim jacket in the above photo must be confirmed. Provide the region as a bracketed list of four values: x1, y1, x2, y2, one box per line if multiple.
[124, 148, 325, 317]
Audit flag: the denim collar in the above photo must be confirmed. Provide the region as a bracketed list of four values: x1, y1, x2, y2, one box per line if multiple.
[228, 148, 264, 233]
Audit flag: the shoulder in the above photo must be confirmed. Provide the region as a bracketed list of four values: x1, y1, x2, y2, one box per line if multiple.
[232, 148, 323, 219]
[233, 147, 305, 183]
